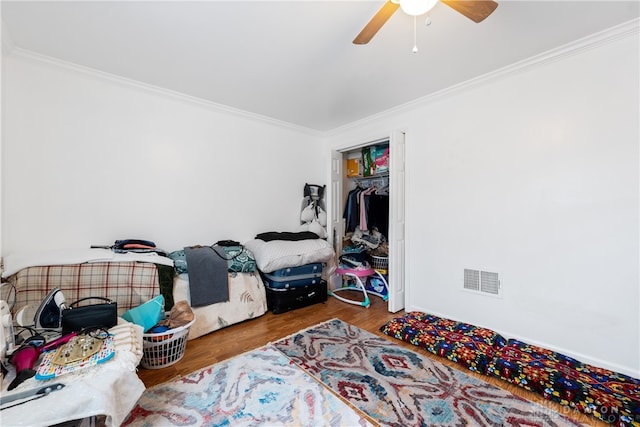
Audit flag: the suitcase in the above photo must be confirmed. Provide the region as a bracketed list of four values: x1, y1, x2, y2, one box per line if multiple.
[265, 280, 327, 314]
[262, 263, 324, 289]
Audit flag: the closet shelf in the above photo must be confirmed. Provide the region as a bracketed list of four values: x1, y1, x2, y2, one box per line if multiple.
[350, 172, 389, 182]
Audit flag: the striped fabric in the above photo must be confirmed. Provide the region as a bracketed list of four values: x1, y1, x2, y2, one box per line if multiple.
[7, 262, 160, 315]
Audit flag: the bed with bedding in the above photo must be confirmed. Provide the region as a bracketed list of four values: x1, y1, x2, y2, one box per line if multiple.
[1, 235, 335, 344]
[1, 245, 268, 342]
[168, 245, 268, 340]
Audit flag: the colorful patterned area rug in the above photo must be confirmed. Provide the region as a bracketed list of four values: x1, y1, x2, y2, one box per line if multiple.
[273, 318, 588, 427]
[122, 345, 372, 426]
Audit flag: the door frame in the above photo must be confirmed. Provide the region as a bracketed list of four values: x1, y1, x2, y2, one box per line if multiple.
[327, 130, 406, 312]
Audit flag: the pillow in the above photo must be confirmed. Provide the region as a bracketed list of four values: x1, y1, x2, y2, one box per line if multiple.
[380, 311, 506, 374]
[121, 294, 164, 332]
[243, 238, 335, 273]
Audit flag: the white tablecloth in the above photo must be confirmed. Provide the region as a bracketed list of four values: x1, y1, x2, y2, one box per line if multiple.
[0, 323, 145, 426]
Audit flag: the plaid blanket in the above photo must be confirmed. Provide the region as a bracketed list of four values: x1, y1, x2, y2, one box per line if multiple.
[6, 262, 161, 316]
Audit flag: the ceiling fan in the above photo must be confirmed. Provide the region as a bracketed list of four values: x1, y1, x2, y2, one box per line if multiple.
[353, 0, 499, 45]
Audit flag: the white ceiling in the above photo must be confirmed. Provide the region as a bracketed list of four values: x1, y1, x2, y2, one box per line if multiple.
[2, 1, 639, 132]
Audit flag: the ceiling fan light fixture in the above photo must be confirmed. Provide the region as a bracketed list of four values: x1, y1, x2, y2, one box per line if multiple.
[400, 0, 438, 17]
[353, 0, 497, 45]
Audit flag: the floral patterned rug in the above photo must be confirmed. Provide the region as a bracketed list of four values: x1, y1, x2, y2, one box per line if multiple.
[122, 345, 372, 426]
[273, 318, 588, 427]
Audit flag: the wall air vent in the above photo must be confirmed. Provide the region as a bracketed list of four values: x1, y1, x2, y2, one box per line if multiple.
[464, 269, 501, 297]
[463, 269, 480, 291]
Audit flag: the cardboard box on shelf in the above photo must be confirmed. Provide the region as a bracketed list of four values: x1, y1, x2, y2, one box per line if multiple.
[347, 158, 361, 177]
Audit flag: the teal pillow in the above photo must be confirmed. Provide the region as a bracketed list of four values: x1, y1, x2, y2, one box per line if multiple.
[121, 295, 164, 332]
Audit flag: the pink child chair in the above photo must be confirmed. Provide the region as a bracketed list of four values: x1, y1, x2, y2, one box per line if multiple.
[329, 261, 389, 308]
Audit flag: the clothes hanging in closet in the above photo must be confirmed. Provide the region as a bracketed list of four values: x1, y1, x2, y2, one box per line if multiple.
[343, 186, 389, 238]
[343, 187, 361, 234]
[367, 194, 389, 238]
[359, 186, 376, 231]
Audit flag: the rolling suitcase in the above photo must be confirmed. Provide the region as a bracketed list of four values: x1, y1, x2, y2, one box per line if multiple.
[261, 263, 323, 289]
[265, 280, 327, 314]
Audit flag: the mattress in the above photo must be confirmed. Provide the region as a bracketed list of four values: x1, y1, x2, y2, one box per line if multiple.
[173, 272, 268, 340]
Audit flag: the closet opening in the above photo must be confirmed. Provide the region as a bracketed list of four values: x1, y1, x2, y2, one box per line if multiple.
[343, 143, 390, 267]
[329, 131, 406, 313]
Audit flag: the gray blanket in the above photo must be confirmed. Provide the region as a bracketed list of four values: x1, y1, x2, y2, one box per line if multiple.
[184, 246, 229, 307]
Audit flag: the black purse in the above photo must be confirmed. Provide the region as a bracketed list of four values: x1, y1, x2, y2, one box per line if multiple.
[61, 297, 118, 333]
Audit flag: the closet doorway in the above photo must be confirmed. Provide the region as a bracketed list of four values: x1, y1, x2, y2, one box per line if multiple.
[329, 131, 405, 313]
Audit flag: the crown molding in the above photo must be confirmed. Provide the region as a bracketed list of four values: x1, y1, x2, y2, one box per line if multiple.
[327, 18, 640, 137]
[6, 17, 638, 139]
[8, 47, 323, 137]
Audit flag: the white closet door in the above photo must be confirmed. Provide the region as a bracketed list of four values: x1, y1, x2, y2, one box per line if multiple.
[387, 131, 406, 312]
[329, 149, 344, 290]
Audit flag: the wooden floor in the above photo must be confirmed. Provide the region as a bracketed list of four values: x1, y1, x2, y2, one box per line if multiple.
[137, 293, 604, 426]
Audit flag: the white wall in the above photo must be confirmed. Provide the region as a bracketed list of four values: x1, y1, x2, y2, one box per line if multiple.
[2, 52, 324, 254]
[328, 28, 639, 377]
[0, 19, 15, 261]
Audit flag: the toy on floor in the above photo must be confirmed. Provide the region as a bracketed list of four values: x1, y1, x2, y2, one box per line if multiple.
[329, 256, 388, 308]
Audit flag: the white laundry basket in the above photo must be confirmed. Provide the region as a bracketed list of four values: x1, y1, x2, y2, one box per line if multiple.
[370, 255, 388, 274]
[140, 317, 195, 369]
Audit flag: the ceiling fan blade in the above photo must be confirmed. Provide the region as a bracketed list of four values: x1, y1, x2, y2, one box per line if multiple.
[440, 0, 498, 23]
[353, 1, 400, 45]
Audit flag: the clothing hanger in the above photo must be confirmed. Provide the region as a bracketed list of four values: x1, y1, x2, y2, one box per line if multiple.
[375, 185, 389, 195]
